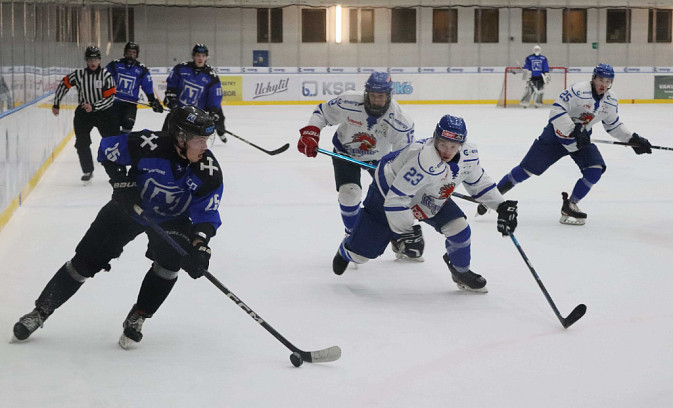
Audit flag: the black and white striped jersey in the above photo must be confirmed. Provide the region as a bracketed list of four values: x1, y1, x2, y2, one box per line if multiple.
[53, 66, 116, 112]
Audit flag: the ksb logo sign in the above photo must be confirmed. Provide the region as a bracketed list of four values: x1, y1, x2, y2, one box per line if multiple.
[302, 81, 356, 97]
[392, 81, 413, 95]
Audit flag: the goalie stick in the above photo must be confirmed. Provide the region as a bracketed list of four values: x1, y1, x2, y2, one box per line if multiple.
[509, 233, 586, 329]
[132, 205, 341, 366]
[115, 97, 290, 156]
[316, 148, 478, 204]
[592, 139, 673, 151]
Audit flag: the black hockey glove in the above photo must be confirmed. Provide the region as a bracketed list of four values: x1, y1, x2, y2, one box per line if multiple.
[394, 225, 425, 259]
[572, 123, 590, 149]
[148, 97, 164, 113]
[629, 133, 652, 155]
[181, 243, 211, 279]
[208, 108, 226, 138]
[496, 200, 518, 236]
[110, 175, 141, 212]
[163, 91, 178, 110]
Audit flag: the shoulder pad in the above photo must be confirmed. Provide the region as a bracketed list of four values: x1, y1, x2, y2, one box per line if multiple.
[128, 130, 171, 157]
[418, 139, 445, 176]
[191, 150, 223, 195]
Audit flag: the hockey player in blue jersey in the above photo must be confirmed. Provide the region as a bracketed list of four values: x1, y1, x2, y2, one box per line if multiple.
[297, 72, 415, 255]
[106, 42, 163, 133]
[478, 63, 652, 225]
[520, 45, 550, 108]
[331, 115, 518, 293]
[164, 44, 226, 142]
[12, 106, 224, 349]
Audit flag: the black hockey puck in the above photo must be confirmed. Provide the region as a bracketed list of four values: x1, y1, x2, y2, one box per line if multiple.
[290, 352, 303, 367]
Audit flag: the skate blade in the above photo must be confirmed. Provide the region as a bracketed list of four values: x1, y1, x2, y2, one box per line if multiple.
[394, 253, 425, 263]
[118, 334, 137, 350]
[559, 215, 586, 226]
[9, 335, 23, 344]
[455, 282, 488, 293]
[81, 180, 92, 186]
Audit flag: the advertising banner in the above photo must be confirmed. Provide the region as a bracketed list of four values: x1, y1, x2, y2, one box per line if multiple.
[220, 76, 243, 102]
[654, 76, 673, 99]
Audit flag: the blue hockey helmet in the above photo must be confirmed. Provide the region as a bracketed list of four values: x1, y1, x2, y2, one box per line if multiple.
[434, 115, 467, 144]
[593, 63, 614, 80]
[192, 43, 209, 56]
[364, 71, 392, 116]
[365, 71, 393, 94]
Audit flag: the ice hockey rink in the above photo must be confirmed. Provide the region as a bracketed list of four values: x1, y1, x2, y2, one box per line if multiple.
[1, 103, 672, 407]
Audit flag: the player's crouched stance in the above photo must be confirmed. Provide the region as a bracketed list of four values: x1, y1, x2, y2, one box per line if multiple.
[12, 106, 223, 348]
[332, 115, 518, 293]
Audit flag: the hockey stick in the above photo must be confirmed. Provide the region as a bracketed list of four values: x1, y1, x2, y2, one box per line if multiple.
[115, 97, 289, 155]
[509, 232, 586, 329]
[225, 130, 290, 155]
[316, 148, 479, 204]
[592, 139, 673, 151]
[132, 205, 341, 366]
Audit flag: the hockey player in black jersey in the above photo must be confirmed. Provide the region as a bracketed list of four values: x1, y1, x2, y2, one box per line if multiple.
[12, 106, 223, 349]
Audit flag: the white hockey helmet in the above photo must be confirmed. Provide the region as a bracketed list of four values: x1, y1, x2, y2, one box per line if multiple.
[533, 45, 541, 56]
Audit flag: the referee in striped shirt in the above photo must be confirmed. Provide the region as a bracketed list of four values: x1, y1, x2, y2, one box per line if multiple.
[52, 46, 119, 183]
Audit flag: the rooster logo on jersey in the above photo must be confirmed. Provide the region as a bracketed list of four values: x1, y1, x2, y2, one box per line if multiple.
[345, 132, 377, 152]
[439, 183, 456, 199]
[578, 112, 594, 125]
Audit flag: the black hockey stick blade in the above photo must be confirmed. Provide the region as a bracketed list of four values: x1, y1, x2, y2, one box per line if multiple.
[562, 304, 587, 329]
[225, 130, 290, 155]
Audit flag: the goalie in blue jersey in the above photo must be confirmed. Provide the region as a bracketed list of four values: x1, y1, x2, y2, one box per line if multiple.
[520, 45, 550, 108]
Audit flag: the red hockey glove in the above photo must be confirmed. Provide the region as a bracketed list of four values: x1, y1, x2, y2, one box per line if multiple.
[298, 125, 320, 158]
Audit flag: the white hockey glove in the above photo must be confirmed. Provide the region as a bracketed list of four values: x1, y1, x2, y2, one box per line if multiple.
[542, 73, 551, 84]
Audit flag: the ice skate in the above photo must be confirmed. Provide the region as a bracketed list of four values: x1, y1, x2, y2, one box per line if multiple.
[390, 239, 425, 262]
[559, 192, 587, 226]
[81, 172, 93, 185]
[12, 308, 48, 341]
[443, 254, 488, 293]
[119, 306, 147, 350]
[332, 251, 349, 276]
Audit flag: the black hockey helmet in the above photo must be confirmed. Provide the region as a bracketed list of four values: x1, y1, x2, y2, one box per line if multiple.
[192, 43, 209, 56]
[85, 46, 101, 60]
[168, 106, 215, 145]
[124, 41, 140, 56]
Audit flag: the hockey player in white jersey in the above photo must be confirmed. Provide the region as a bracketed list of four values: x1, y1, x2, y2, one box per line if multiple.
[297, 72, 415, 246]
[478, 63, 652, 225]
[332, 115, 519, 293]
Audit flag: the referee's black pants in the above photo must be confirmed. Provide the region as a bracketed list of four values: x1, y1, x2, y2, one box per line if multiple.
[73, 106, 119, 174]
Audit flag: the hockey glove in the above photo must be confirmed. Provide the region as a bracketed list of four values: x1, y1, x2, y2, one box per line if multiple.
[163, 91, 178, 110]
[181, 243, 211, 279]
[110, 175, 141, 211]
[298, 126, 320, 157]
[572, 123, 590, 149]
[393, 225, 425, 259]
[629, 133, 652, 155]
[207, 109, 226, 138]
[148, 97, 164, 113]
[496, 200, 518, 236]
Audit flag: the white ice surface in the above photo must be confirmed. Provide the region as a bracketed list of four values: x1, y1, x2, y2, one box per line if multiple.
[1, 104, 672, 408]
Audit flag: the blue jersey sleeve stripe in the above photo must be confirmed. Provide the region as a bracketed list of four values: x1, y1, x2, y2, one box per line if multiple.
[390, 185, 410, 197]
[384, 206, 408, 212]
[471, 184, 496, 199]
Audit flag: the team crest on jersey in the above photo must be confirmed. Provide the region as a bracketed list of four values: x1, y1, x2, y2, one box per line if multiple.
[578, 112, 594, 124]
[438, 183, 456, 199]
[345, 132, 377, 152]
[141, 178, 191, 216]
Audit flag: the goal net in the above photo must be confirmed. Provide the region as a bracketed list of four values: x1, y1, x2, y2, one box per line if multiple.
[496, 66, 567, 108]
